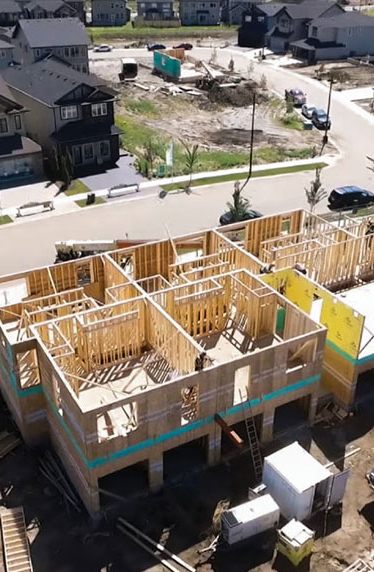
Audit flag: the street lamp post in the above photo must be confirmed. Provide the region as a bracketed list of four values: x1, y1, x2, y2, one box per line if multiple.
[240, 93, 256, 192]
[320, 77, 333, 155]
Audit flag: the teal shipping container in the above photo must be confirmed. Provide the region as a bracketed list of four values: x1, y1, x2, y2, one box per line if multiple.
[154, 51, 181, 79]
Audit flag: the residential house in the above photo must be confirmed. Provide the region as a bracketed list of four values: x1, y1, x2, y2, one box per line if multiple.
[0, 1, 22, 27]
[2, 59, 122, 174]
[238, 2, 284, 48]
[0, 40, 15, 68]
[0, 74, 43, 184]
[91, 0, 129, 26]
[22, 0, 77, 19]
[11, 18, 90, 73]
[64, 0, 86, 23]
[291, 11, 374, 63]
[180, 0, 220, 25]
[136, 0, 175, 22]
[221, 0, 258, 26]
[266, 1, 344, 53]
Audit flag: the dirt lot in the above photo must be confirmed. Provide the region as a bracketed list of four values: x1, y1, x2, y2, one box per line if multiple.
[297, 61, 374, 90]
[90, 54, 331, 173]
[1, 374, 374, 572]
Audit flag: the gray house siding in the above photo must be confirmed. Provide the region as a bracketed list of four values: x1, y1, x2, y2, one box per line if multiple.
[137, 1, 174, 20]
[65, 1, 86, 23]
[180, 0, 220, 25]
[267, 4, 344, 53]
[6, 85, 119, 171]
[5, 86, 55, 148]
[91, 0, 128, 26]
[0, 46, 14, 69]
[12, 27, 89, 73]
[24, 6, 75, 19]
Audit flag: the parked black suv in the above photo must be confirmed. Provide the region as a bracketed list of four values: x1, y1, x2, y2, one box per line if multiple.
[312, 108, 331, 130]
[328, 186, 374, 210]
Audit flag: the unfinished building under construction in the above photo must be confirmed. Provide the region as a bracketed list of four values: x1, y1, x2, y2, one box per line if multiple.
[0, 209, 373, 514]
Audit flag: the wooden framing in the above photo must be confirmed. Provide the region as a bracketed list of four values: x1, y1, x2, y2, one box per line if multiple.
[4, 208, 370, 515]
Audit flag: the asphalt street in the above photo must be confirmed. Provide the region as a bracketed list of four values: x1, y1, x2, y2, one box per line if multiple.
[1, 47, 373, 275]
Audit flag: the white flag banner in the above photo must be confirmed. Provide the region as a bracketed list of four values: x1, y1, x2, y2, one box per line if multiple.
[166, 141, 174, 167]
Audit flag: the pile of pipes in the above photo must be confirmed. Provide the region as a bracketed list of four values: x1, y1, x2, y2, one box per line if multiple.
[39, 451, 81, 512]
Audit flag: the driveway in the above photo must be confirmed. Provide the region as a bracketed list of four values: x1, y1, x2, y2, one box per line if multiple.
[79, 154, 148, 192]
[0, 179, 58, 210]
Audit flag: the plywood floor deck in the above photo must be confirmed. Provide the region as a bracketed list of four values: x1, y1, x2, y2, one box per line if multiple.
[78, 351, 177, 411]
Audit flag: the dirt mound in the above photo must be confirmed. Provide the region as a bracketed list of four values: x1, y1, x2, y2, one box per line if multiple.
[208, 81, 267, 107]
[209, 128, 265, 146]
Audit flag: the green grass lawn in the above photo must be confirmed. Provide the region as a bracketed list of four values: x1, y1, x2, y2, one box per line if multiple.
[117, 115, 317, 176]
[75, 196, 105, 208]
[65, 179, 91, 196]
[162, 162, 327, 191]
[364, 8, 374, 16]
[88, 24, 237, 42]
[0, 215, 12, 225]
[280, 113, 304, 131]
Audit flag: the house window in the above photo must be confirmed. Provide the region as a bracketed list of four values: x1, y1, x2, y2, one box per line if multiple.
[312, 26, 317, 36]
[0, 118, 8, 133]
[92, 102, 107, 117]
[0, 50, 6, 58]
[14, 115, 22, 130]
[100, 141, 110, 157]
[82, 64, 87, 73]
[60, 105, 78, 120]
[64, 47, 69, 57]
[84, 143, 94, 159]
[70, 46, 79, 57]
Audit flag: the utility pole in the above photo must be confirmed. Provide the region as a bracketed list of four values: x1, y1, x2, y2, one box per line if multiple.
[320, 77, 333, 156]
[240, 93, 256, 192]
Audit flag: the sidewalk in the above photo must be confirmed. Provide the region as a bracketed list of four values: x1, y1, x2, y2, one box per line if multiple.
[1, 155, 333, 221]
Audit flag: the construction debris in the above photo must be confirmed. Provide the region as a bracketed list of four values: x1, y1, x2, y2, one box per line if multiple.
[117, 517, 195, 572]
[39, 451, 81, 512]
[0, 507, 33, 572]
[0, 431, 21, 459]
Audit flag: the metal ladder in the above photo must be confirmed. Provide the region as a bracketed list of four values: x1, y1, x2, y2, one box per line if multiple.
[240, 389, 263, 485]
[0, 507, 33, 572]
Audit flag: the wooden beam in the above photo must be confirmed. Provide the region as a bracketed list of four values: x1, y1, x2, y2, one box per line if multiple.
[214, 413, 244, 448]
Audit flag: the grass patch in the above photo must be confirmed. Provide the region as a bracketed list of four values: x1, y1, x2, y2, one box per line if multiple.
[122, 96, 160, 117]
[0, 215, 12, 225]
[75, 196, 105, 208]
[116, 115, 168, 157]
[88, 24, 237, 42]
[65, 179, 91, 196]
[279, 113, 304, 130]
[162, 162, 327, 191]
[364, 8, 374, 16]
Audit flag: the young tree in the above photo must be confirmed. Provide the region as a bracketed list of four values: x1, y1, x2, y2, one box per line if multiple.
[60, 155, 71, 189]
[228, 56, 234, 72]
[142, 139, 158, 175]
[181, 141, 199, 189]
[305, 168, 327, 213]
[226, 180, 252, 222]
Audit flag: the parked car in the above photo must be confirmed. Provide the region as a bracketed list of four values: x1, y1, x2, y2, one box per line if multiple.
[93, 44, 112, 52]
[301, 104, 316, 119]
[147, 43, 166, 51]
[285, 88, 307, 106]
[328, 186, 374, 210]
[173, 43, 193, 50]
[219, 209, 262, 226]
[312, 108, 331, 130]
